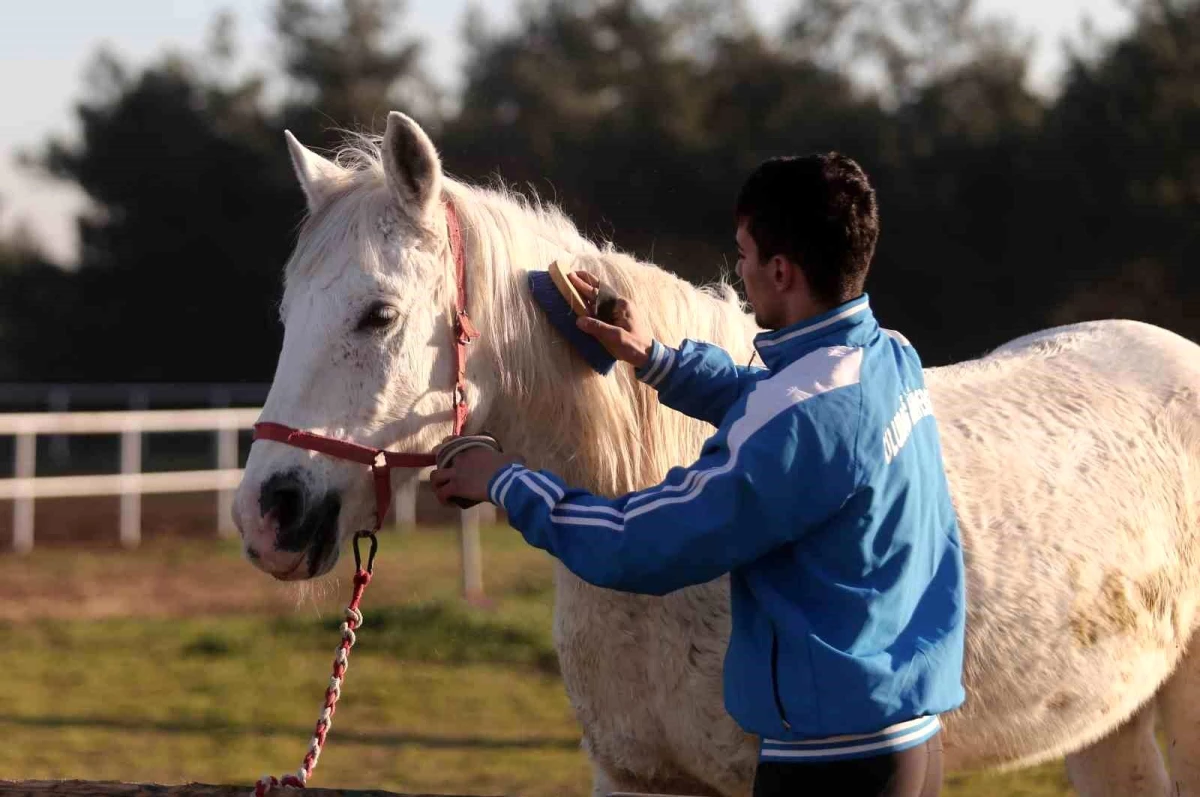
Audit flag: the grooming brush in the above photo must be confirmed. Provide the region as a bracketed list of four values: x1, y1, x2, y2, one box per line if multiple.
[527, 259, 621, 375]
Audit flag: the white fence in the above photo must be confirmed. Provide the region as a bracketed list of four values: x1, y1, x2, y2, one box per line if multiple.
[0, 409, 491, 600]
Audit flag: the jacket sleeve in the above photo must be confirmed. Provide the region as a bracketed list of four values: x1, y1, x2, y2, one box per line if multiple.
[487, 397, 857, 596]
[635, 339, 765, 427]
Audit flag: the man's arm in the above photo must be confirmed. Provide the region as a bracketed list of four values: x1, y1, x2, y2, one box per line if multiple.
[486, 394, 856, 596]
[635, 338, 764, 427]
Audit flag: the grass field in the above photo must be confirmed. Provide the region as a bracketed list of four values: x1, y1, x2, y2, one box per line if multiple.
[0, 524, 1076, 796]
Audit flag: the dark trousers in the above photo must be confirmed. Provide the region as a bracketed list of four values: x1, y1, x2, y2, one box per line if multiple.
[752, 734, 943, 797]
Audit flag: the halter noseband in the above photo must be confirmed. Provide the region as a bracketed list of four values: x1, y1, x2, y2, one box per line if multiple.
[252, 199, 480, 532]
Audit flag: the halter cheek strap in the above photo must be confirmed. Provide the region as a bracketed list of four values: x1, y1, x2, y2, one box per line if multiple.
[446, 199, 479, 435]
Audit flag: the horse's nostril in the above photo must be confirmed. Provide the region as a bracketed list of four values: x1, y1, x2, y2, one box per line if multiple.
[256, 471, 340, 559]
[259, 472, 306, 535]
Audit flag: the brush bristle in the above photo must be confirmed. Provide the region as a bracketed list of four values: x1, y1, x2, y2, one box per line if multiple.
[527, 271, 617, 375]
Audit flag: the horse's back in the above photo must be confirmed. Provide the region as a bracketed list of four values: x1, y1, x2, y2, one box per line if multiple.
[927, 317, 1200, 505]
[994, 317, 1198, 375]
[928, 318, 1200, 402]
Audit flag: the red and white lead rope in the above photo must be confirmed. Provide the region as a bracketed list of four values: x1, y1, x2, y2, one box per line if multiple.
[253, 532, 377, 796]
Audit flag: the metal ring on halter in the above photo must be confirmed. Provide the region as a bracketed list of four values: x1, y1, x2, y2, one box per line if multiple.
[435, 433, 503, 510]
[352, 530, 378, 574]
[435, 433, 503, 469]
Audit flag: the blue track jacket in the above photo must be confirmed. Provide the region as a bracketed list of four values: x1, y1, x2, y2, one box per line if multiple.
[487, 295, 966, 755]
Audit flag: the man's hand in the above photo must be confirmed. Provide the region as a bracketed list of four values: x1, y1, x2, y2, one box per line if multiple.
[568, 271, 655, 370]
[430, 442, 522, 507]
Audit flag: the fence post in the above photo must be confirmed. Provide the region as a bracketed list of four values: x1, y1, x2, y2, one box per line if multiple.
[216, 422, 238, 538]
[393, 478, 418, 530]
[119, 427, 142, 548]
[47, 387, 70, 466]
[460, 506, 484, 604]
[13, 432, 35, 554]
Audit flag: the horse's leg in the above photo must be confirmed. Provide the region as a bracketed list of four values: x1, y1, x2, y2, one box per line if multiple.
[591, 762, 720, 797]
[1063, 701, 1171, 796]
[590, 762, 628, 797]
[583, 743, 670, 797]
[1158, 634, 1200, 796]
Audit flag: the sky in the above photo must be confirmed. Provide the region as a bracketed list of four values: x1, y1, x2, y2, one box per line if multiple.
[0, 0, 1133, 265]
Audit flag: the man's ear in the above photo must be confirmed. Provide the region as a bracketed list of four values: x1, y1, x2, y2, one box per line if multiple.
[771, 255, 800, 291]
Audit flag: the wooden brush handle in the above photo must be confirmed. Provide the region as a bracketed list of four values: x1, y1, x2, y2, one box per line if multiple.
[547, 259, 589, 316]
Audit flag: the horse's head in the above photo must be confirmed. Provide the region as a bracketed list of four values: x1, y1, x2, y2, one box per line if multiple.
[233, 110, 756, 581]
[233, 112, 484, 580]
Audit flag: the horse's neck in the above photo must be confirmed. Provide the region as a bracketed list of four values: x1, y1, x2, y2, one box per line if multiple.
[465, 205, 754, 496]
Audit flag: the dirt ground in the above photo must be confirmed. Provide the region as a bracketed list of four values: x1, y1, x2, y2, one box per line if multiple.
[0, 486, 484, 622]
[0, 540, 308, 621]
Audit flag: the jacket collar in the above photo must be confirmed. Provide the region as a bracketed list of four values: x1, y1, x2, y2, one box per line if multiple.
[753, 294, 876, 371]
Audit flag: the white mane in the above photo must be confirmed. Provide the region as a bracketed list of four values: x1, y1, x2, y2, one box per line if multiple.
[286, 131, 760, 496]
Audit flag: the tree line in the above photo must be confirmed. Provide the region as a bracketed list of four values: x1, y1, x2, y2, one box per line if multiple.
[0, 0, 1196, 383]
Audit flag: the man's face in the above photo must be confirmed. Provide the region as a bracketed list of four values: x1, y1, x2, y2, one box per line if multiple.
[736, 220, 783, 329]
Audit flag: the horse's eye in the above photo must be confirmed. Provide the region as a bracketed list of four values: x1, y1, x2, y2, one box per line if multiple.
[356, 303, 399, 332]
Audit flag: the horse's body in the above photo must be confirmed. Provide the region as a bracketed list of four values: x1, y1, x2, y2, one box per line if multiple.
[234, 113, 1200, 797]
[547, 318, 1200, 797]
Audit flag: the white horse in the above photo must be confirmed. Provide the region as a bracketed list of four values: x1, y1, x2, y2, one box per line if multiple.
[232, 112, 1200, 797]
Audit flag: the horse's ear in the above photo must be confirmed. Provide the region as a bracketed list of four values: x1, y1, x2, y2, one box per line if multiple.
[381, 111, 443, 225]
[285, 130, 344, 214]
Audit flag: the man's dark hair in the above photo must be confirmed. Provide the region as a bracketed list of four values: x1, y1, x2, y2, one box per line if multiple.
[734, 153, 879, 305]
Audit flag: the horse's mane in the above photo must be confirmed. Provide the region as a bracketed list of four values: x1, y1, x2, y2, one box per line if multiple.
[291, 133, 761, 496]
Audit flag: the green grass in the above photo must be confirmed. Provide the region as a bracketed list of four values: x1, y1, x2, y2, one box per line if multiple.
[0, 534, 585, 796]
[0, 526, 1075, 796]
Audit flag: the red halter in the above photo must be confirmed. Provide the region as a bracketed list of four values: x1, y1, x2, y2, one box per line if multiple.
[252, 199, 480, 532]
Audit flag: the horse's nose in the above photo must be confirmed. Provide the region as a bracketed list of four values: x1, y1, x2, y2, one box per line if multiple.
[244, 469, 341, 579]
[259, 471, 307, 547]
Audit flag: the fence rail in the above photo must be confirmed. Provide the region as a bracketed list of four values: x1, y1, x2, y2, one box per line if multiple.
[0, 408, 489, 600]
[0, 408, 262, 435]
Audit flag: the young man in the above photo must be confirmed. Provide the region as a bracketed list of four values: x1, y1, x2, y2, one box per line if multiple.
[431, 153, 966, 797]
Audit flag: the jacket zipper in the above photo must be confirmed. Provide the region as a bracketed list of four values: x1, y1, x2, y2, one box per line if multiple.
[770, 630, 792, 730]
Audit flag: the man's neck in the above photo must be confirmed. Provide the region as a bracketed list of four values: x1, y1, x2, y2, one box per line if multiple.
[778, 294, 836, 329]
